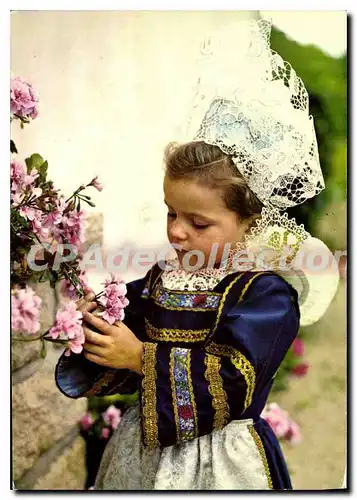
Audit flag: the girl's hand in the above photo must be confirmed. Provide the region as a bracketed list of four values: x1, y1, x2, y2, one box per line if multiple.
[76, 287, 97, 314]
[81, 311, 144, 374]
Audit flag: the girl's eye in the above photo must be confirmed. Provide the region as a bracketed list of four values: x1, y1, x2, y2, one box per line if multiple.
[167, 212, 176, 219]
[193, 222, 209, 230]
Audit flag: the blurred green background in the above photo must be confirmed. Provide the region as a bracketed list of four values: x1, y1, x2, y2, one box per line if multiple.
[271, 26, 347, 249]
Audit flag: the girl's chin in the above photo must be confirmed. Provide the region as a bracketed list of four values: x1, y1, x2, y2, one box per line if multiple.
[174, 250, 219, 270]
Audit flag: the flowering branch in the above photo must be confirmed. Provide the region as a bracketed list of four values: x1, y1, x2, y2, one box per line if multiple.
[10, 75, 124, 358]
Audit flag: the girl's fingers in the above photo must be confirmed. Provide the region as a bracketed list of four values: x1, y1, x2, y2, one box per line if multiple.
[83, 351, 107, 366]
[84, 291, 96, 302]
[82, 311, 112, 335]
[83, 341, 104, 355]
[77, 301, 97, 313]
[83, 326, 108, 346]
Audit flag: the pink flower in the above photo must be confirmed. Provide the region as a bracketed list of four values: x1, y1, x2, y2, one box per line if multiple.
[88, 176, 103, 192]
[11, 76, 39, 119]
[48, 301, 85, 356]
[101, 427, 111, 439]
[60, 208, 86, 249]
[261, 403, 291, 438]
[43, 196, 66, 228]
[98, 274, 129, 325]
[292, 361, 310, 377]
[10, 159, 26, 191]
[284, 420, 302, 445]
[262, 403, 302, 445]
[291, 338, 304, 357]
[11, 286, 42, 335]
[102, 405, 121, 430]
[24, 207, 50, 240]
[65, 329, 86, 356]
[11, 160, 40, 206]
[79, 413, 95, 431]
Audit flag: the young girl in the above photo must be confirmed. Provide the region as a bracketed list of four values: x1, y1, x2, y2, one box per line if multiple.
[56, 19, 336, 490]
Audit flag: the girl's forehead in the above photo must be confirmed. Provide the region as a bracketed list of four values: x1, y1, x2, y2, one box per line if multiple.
[163, 176, 227, 214]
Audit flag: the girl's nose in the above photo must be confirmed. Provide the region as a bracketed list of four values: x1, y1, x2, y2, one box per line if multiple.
[168, 218, 187, 243]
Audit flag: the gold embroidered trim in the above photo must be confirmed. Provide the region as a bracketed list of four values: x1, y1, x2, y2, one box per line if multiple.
[238, 272, 266, 303]
[151, 270, 163, 294]
[187, 350, 198, 437]
[169, 348, 180, 442]
[141, 342, 159, 448]
[83, 371, 116, 397]
[206, 342, 255, 411]
[211, 273, 244, 336]
[248, 424, 273, 489]
[145, 268, 154, 295]
[204, 354, 230, 429]
[145, 319, 209, 343]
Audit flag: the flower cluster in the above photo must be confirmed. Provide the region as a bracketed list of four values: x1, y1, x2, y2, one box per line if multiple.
[48, 302, 85, 356]
[262, 403, 301, 445]
[97, 275, 129, 325]
[79, 405, 122, 440]
[271, 336, 310, 393]
[10, 76, 130, 357]
[290, 338, 310, 377]
[11, 286, 42, 335]
[11, 76, 39, 121]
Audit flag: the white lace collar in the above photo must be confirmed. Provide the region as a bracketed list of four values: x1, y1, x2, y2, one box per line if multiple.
[160, 257, 238, 291]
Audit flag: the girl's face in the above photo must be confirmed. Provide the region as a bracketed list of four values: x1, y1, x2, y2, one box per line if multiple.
[164, 175, 250, 269]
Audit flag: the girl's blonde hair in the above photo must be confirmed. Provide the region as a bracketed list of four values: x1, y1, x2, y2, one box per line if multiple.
[164, 141, 263, 223]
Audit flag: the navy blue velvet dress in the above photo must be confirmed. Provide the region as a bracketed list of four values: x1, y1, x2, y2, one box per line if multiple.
[56, 264, 299, 490]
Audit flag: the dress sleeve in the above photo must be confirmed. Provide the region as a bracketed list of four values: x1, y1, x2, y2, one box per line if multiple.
[55, 271, 150, 399]
[140, 274, 300, 448]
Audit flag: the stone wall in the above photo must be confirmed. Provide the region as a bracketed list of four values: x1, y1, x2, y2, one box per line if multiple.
[12, 213, 103, 490]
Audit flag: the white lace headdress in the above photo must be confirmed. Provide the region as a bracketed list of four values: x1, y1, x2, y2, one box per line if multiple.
[186, 18, 324, 210]
[169, 18, 339, 326]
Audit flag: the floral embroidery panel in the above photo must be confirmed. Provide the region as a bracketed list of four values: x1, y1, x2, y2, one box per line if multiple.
[170, 347, 198, 442]
[155, 287, 220, 310]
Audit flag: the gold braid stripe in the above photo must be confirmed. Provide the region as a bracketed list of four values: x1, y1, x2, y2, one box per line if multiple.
[83, 371, 116, 397]
[248, 424, 273, 489]
[145, 318, 209, 343]
[204, 354, 230, 430]
[206, 342, 255, 411]
[141, 342, 159, 448]
[211, 273, 244, 337]
[238, 272, 266, 303]
[203, 272, 266, 410]
[187, 350, 198, 437]
[169, 348, 180, 442]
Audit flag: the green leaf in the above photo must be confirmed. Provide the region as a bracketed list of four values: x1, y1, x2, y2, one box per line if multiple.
[37, 161, 48, 184]
[25, 154, 48, 184]
[10, 140, 18, 154]
[25, 153, 44, 172]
